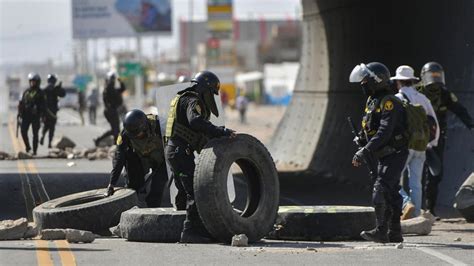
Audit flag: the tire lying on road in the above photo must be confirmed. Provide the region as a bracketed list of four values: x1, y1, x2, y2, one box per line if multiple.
[454, 173, 474, 223]
[194, 134, 280, 243]
[33, 188, 138, 234]
[119, 208, 186, 242]
[267, 206, 375, 241]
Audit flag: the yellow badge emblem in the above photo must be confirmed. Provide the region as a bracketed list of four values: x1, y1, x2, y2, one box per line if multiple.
[195, 105, 202, 114]
[116, 135, 123, 145]
[384, 100, 394, 111]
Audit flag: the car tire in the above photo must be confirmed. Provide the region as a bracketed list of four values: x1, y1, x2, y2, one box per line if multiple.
[33, 188, 138, 234]
[194, 134, 280, 243]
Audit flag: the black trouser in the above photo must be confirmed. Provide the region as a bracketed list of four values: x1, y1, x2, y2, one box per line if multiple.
[125, 150, 168, 207]
[96, 109, 120, 143]
[424, 134, 446, 214]
[21, 115, 40, 153]
[89, 106, 97, 125]
[372, 149, 408, 233]
[41, 113, 57, 146]
[165, 144, 208, 235]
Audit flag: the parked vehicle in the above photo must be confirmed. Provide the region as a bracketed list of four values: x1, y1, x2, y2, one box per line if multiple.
[59, 87, 79, 110]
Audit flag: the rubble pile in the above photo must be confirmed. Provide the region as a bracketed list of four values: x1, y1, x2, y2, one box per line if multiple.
[0, 218, 38, 240]
[0, 135, 116, 161]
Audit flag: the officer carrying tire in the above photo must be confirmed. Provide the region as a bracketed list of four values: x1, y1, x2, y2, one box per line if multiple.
[106, 109, 168, 208]
[349, 62, 409, 243]
[164, 70, 236, 243]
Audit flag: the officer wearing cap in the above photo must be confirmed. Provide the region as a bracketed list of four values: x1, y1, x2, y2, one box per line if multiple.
[94, 71, 126, 146]
[18, 73, 46, 155]
[40, 74, 66, 148]
[105, 109, 168, 207]
[350, 62, 409, 243]
[164, 70, 236, 243]
[417, 62, 474, 217]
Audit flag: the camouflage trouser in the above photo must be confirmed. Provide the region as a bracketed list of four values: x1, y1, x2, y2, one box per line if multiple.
[125, 149, 167, 207]
[165, 144, 208, 235]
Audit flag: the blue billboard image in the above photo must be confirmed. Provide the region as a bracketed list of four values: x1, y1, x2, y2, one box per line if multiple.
[115, 0, 172, 33]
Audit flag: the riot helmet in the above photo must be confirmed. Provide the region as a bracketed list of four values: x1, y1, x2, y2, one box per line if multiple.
[123, 109, 148, 139]
[106, 71, 117, 84]
[28, 73, 41, 88]
[349, 62, 391, 96]
[420, 62, 445, 86]
[47, 74, 58, 85]
[191, 71, 220, 117]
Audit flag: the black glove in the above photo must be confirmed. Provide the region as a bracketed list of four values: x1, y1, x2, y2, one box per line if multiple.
[106, 184, 115, 197]
[352, 147, 369, 167]
[224, 128, 236, 138]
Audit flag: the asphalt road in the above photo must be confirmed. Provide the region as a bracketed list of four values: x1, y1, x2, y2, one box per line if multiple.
[0, 107, 473, 265]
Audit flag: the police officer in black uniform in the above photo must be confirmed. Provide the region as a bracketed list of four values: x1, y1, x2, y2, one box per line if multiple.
[94, 71, 126, 146]
[417, 62, 474, 216]
[350, 62, 409, 243]
[18, 73, 46, 155]
[40, 74, 66, 148]
[164, 71, 235, 243]
[105, 109, 168, 207]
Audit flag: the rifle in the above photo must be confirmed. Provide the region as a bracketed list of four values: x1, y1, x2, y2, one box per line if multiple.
[347, 116, 378, 181]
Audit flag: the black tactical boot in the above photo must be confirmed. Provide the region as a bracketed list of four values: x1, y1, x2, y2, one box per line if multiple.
[361, 205, 389, 243]
[388, 209, 404, 243]
[360, 228, 389, 243]
[388, 230, 404, 243]
[180, 229, 213, 244]
[179, 219, 213, 244]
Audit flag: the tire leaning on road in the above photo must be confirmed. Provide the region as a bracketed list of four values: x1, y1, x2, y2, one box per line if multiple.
[33, 188, 138, 234]
[266, 206, 376, 241]
[194, 134, 280, 243]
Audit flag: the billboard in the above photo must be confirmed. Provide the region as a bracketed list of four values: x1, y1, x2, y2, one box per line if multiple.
[72, 0, 172, 39]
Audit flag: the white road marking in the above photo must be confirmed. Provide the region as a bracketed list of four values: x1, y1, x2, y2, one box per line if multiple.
[417, 247, 468, 266]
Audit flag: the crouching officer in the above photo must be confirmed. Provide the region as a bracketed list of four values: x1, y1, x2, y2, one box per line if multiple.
[164, 70, 236, 243]
[418, 62, 474, 216]
[106, 109, 168, 207]
[41, 74, 66, 148]
[18, 73, 46, 155]
[349, 62, 409, 243]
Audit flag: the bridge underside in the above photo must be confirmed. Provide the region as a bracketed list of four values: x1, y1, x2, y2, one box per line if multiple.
[272, 0, 474, 212]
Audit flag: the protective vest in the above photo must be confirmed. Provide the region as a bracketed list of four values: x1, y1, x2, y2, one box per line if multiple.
[129, 115, 164, 161]
[165, 91, 209, 152]
[21, 88, 42, 116]
[362, 95, 407, 155]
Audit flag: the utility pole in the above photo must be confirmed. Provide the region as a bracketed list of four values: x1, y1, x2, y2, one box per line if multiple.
[189, 0, 193, 74]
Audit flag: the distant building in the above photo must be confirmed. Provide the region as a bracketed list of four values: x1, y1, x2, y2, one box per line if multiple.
[179, 19, 301, 71]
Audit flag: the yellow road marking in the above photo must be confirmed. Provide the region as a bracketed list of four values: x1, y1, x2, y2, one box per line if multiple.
[35, 240, 54, 266]
[55, 240, 77, 266]
[8, 114, 77, 266]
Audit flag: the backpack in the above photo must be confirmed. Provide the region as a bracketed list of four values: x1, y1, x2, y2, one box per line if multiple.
[399, 93, 430, 151]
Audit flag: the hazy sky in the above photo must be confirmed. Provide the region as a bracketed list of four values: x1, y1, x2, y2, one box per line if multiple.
[0, 0, 301, 65]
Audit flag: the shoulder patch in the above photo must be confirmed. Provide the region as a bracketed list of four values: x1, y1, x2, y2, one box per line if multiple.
[195, 104, 202, 114]
[450, 92, 458, 102]
[383, 100, 394, 111]
[116, 135, 123, 145]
